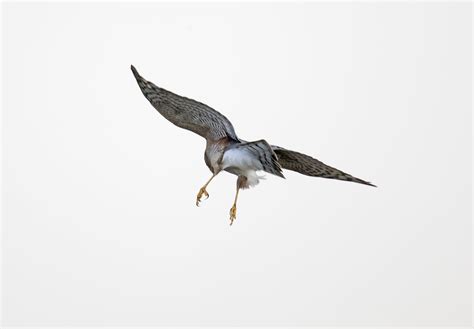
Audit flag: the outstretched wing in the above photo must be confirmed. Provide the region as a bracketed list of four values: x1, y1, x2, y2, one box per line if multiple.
[272, 146, 375, 187]
[131, 65, 239, 142]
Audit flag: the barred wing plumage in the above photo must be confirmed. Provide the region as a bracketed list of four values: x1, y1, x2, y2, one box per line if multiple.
[131, 65, 239, 142]
[272, 146, 375, 187]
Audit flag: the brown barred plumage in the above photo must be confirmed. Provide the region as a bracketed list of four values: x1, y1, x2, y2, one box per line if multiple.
[131, 65, 238, 142]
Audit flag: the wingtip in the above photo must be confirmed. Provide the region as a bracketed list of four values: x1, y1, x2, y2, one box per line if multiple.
[364, 180, 377, 187]
[353, 177, 377, 188]
[130, 65, 140, 79]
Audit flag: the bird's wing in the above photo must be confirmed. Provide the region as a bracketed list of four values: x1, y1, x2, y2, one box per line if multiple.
[131, 65, 239, 142]
[272, 146, 375, 187]
[232, 140, 285, 178]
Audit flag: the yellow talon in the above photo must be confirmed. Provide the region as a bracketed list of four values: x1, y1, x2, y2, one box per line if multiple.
[229, 204, 237, 225]
[196, 187, 209, 206]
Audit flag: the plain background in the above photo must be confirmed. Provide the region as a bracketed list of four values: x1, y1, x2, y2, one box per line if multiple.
[2, 2, 472, 327]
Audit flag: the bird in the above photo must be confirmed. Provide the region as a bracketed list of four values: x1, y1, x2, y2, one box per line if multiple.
[131, 65, 375, 225]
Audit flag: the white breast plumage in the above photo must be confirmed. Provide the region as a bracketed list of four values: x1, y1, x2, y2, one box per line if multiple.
[222, 148, 262, 172]
[221, 148, 264, 187]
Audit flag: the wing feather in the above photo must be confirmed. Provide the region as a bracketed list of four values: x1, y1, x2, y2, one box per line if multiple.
[272, 146, 375, 187]
[131, 65, 238, 142]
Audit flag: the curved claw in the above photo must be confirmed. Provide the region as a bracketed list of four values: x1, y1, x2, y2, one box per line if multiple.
[196, 187, 209, 207]
[229, 204, 237, 226]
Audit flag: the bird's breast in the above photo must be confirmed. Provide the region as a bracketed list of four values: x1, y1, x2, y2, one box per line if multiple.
[221, 147, 263, 173]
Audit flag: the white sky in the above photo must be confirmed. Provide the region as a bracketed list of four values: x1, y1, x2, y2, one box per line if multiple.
[2, 2, 472, 326]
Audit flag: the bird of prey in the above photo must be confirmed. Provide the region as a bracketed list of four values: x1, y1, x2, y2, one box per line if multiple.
[131, 65, 375, 225]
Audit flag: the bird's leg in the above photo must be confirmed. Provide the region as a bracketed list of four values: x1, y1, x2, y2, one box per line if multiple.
[229, 187, 240, 226]
[196, 173, 218, 206]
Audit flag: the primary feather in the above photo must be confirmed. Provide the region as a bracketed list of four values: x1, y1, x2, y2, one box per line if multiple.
[272, 146, 376, 187]
[131, 65, 238, 142]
